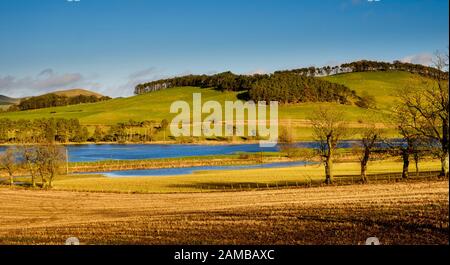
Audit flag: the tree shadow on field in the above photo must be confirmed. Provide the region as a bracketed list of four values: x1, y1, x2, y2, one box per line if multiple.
[236, 91, 250, 101]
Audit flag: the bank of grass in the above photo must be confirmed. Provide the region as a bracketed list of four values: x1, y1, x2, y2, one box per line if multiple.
[68, 152, 286, 173]
[49, 159, 441, 193]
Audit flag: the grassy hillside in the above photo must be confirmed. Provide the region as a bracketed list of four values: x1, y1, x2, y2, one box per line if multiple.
[0, 86, 239, 125]
[322, 71, 429, 110]
[0, 71, 432, 140]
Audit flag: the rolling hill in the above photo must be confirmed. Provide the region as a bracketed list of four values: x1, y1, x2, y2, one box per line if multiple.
[48, 88, 104, 98]
[0, 71, 435, 140]
[0, 95, 19, 106]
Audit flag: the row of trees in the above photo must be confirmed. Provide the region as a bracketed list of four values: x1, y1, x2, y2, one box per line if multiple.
[0, 118, 89, 144]
[276, 59, 448, 80]
[0, 144, 66, 188]
[0, 118, 170, 144]
[135, 71, 268, 94]
[97, 119, 169, 143]
[8, 94, 111, 111]
[305, 52, 449, 183]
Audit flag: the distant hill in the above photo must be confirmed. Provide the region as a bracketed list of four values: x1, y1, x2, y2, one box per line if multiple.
[46, 88, 104, 98]
[5, 88, 110, 111]
[0, 89, 103, 106]
[0, 95, 19, 105]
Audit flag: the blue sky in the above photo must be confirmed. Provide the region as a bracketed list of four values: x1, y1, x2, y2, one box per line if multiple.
[0, 0, 448, 97]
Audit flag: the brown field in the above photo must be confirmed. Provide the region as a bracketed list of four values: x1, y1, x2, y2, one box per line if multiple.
[0, 180, 448, 245]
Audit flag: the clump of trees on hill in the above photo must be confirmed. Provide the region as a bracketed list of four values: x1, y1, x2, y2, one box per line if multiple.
[249, 73, 356, 104]
[136, 72, 357, 105]
[10, 94, 111, 111]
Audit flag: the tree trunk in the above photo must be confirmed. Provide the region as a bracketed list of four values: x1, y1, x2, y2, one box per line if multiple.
[402, 149, 409, 179]
[360, 161, 369, 183]
[441, 118, 448, 178]
[414, 157, 419, 177]
[324, 157, 333, 184]
[440, 152, 449, 178]
[324, 136, 334, 185]
[27, 162, 36, 187]
[360, 149, 370, 184]
[9, 173, 14, 186]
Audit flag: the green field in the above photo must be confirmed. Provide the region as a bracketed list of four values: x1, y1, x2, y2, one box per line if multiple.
[0, 71, 431, 140]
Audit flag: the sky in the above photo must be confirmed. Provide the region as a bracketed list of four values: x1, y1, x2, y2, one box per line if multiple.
[0, 0, 448, 98]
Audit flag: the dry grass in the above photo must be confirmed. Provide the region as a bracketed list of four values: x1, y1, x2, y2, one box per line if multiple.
[0, 180, 448, 245]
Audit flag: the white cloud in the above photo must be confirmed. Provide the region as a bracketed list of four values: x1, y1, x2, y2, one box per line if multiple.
[128, 67, 158, 80]
[0, 69, 86, 98]
[401, 53, 433, 66]
[244, 69, 267, 76]
[106, 67, 163, 97]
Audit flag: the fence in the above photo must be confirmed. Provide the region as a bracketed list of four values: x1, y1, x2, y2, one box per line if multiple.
[190, 170, 444, 193]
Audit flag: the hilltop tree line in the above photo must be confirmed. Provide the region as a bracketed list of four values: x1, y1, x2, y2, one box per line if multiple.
[7, 94, 111, 111]
[0, 118, 170, 144]
[276, 59, 449, 80]
[135, 71, 267, 93]
[135, 72, 357, 105]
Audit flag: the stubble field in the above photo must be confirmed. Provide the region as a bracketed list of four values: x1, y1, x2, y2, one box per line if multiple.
[0, 180, 448, 245]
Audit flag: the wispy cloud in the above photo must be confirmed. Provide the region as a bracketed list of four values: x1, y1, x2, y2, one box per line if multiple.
[401, 53, 433, 66]
[106, 67, 163, 97]
[0, 69, 87, 98]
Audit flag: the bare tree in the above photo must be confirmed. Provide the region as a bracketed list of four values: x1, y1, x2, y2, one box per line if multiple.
[279, 125, 297, 157]
[35, 144, 67, 188]
[309, 107, 350, 184]
[18, 145, 38, 187]
[397, 51, 449, 178]
[354, 123, 384, 183]
[0, 147, 17, 186]
[389, 100, 426, 179]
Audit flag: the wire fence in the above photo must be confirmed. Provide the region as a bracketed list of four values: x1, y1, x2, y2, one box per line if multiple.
[190, 170, 444, 193]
